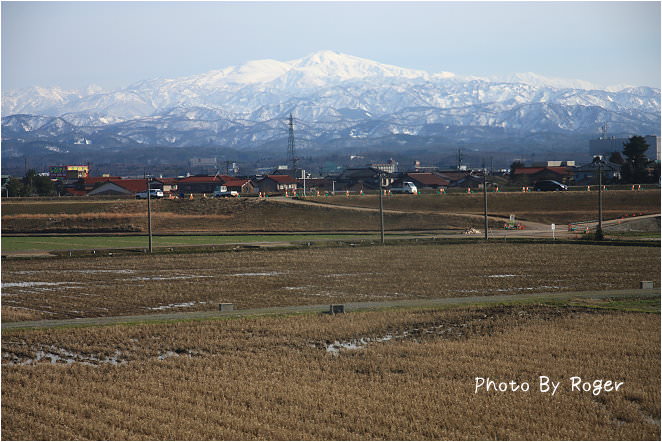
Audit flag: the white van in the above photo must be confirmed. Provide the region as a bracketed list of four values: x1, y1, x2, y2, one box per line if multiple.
[390, 181, 418, 194]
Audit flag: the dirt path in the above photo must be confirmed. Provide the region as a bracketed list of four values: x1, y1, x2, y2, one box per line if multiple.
[273, 196, 551, 228]
[2, 288, 657, 331]
[272, 197, 659, 239]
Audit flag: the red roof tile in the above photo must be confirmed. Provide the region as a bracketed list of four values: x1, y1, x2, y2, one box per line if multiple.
[64, 189, 88, 196]
[406, 173, 449, 186]
[266, 175, 298, 184]
[436, 171, 471, 181]
[222, 179, 250, 187]
[155, 178, 179, 185]
[109, 179, 148, 193]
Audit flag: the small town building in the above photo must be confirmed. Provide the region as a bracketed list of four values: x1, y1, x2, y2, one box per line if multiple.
[49, 165, 90, 179]
[77, 176, 122, 192]
[255, 175, 298, 193]
[222, 178, 255, 194]
[511, 166, 574, 185]
[86, 179, 148, 196]
[404, 173, 449, 189]
[370, 159, 398, 173]
[574, 162, 621, 185]
[296, 178, 335, 194]
[154, 178, 179, 194]
[435, 171, 473, 187]
[176, 176, 226, 194]
[335, 167, 393, 191]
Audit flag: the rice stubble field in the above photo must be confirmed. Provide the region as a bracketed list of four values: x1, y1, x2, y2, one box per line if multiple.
[1, 202, 660, 439]
[1, 243, 659, 322]
[1, 303, 659, 440]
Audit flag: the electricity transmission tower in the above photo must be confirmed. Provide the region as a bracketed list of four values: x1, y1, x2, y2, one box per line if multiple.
[287, 113, 298, 172]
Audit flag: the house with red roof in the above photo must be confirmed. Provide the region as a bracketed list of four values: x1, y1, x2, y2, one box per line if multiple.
[176, 176, 227, 194]
[254, 175, 298, 193]
[511, 166, 573, 185]
[74, 176, 122, 192]
[62, 176, 126, 196]
[404, 173, 449, 189]
[222, 178, 254, 194]
[435, 171, 473, 187]
[87, 179, 149, 196]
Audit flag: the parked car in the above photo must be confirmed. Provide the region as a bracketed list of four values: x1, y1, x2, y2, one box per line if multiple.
[533, 180, 568, 191]
[389, 181, 418, 194]
[135, 189, 164, 199]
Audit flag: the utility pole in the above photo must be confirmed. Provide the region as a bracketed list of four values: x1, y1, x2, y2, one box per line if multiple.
[597, 160, 604, 240]
[591, 156, 605, 240]
[378, 173, 385, 245]
[483, 169, 488, 240]
[146, 177, 153, 253]
[302, 169, 306, 197]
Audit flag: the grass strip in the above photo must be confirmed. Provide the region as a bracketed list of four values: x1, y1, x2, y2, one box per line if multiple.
[3, 289, 658, 332]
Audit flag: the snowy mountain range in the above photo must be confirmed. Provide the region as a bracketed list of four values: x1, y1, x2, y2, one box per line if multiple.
[2, 50, 660, 160]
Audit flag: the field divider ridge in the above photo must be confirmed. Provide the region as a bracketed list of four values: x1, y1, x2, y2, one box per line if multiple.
[2, 288, 658, 331]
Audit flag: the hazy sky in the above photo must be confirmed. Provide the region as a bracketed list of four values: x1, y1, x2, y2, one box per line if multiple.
[2, 1, 660, 91]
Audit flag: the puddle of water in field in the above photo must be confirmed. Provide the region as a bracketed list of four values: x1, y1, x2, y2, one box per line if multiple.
[129, 275, 213, 282]
[158, 351, 180, 360]
[322, 273, 375, 278]
[324, 323, 468, 355]
[2, 347, 125, 366]
[0, 304, 58, 315]
[1, 281, 79, 288]
[494, 286, 564, 292]
[456, 285, 565, 294]
[146, 301, 207, 311]
[10, 269, 137, 275]
[157, 349, 196, 360]
[487, 274, 520, 278]
[228, 272, 283, 277]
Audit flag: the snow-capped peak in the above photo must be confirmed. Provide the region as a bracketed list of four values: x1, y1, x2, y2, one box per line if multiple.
[1, 50, 658, 124]
[288, 50, 433, 82]
[494, 72, 601, 90]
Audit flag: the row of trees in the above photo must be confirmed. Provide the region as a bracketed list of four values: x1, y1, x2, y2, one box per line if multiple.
[5, 170, 57, 197]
